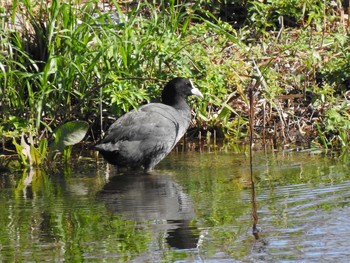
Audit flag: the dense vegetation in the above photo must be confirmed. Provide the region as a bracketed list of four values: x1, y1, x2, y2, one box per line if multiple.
[1, 0, 350, 166]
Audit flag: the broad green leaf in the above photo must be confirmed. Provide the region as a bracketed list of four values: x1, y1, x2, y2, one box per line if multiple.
[30, 145, 42, 166]
[52, 121, 89, 152]
[12, 139, 28, 166]
[39, 138, 48, 159]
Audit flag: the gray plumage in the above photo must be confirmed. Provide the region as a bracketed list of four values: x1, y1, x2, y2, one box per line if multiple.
[95, 77, 203, 171]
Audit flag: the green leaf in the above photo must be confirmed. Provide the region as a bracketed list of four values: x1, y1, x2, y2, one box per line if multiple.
[39, 138, 48, 159]
[12, 139, 28, 166]
[30, 145, 42, 166]
[52, 121, 89, 152]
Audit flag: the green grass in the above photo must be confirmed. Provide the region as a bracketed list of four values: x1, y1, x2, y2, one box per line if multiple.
[0, 0, 349, 162]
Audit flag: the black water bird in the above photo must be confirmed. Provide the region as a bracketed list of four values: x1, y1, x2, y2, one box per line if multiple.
[95, 77, 203, 171]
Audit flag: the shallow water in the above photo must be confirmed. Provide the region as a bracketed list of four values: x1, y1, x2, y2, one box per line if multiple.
[1, 150, 350, 262]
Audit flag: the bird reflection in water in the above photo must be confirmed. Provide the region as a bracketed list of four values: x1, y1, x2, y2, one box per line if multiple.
[97, 172, 199, 249]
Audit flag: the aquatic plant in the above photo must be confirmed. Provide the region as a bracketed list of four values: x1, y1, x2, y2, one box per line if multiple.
[12, 120, 89, 167]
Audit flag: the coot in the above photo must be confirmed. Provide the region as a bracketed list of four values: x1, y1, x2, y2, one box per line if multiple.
[95, 77, 203, 171]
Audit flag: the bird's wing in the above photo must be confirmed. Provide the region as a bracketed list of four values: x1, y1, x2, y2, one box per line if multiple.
[101, 104, 183, 145]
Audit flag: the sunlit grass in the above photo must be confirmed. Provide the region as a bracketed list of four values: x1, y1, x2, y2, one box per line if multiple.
[0, 0, 349, 160]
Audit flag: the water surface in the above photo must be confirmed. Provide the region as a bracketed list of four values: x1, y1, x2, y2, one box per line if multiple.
[1, 150, 350, 262]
